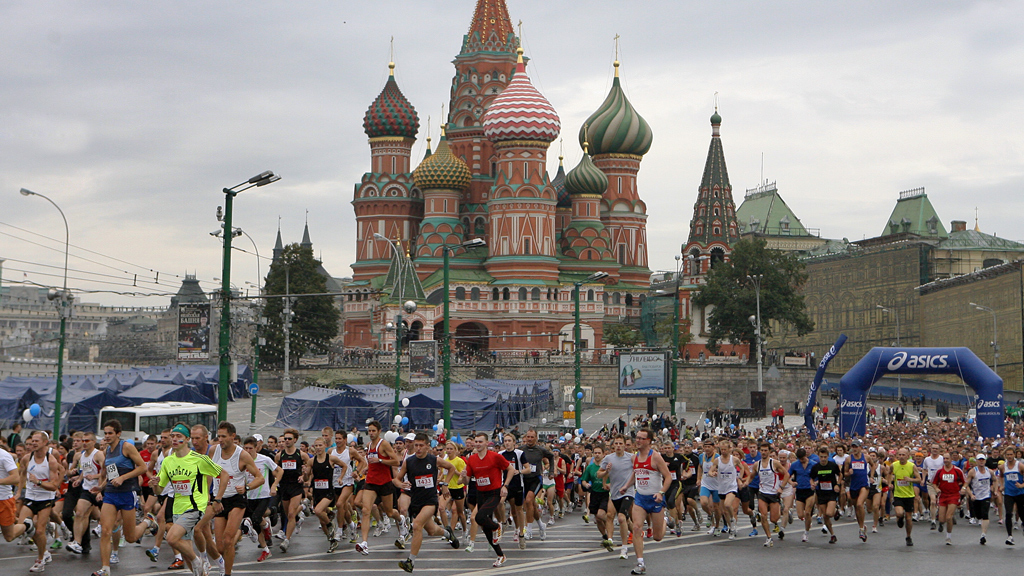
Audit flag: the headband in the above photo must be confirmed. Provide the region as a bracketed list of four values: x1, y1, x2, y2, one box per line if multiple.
[172, 424, 191, 437]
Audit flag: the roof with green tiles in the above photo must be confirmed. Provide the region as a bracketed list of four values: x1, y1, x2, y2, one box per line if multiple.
[736, 183, 811, 237]
[938, 229, 1024, 251]
[882, 188, 947, 238]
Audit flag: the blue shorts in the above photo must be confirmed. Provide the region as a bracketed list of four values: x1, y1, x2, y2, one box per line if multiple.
[699, 486, 721, 503]
[103, 490, 138, 511]
[635, 493, 665, 514]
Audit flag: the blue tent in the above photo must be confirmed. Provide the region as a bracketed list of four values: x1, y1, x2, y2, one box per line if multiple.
[0, 382, 42, 429]
[274, 386, 375, 431]
[34, 388, 131, 434]
[119, 383, 211, 406]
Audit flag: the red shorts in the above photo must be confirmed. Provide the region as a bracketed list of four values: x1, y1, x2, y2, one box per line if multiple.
[0, 497, 16, 526]
[554, 475, 565, 499]
[938, 493, 960, 507]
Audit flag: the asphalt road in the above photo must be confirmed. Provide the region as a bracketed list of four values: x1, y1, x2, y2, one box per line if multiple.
[7, 510, 1024, 576]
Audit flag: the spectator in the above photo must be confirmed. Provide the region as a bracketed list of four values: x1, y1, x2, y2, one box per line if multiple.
[6, 423, 22, 450]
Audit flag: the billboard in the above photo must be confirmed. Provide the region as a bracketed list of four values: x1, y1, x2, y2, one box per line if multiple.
[408, 340, 437, 384]
[618, 351, 669, 397]
[177, 303, 211, 360]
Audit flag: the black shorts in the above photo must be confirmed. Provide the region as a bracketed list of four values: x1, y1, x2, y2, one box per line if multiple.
[522, 476, 543, 496]
[141, 485, 154, 500]
[25, 499, 54, 515]
[971, 498, 990, 520]
[505, 486, 524, 507]
[816, 490, 838, 504]
[666, 482, 682, 509]
[893, 496, 916, 511]
[409, 498, 438, 520]
[160, 494, 174, 523]
[867, 486, 880, 498]
[758, 492, 781, 504]
[79, 490, 101, 507]
[365, 481, 393, 503]
[796, 488, 815, 503]
[466, 488, 477, 508]
[683, 484, 699, 502]
[447, 487, 465, 500]
[738, 486, 754, 504]
[215, 494, 248, 518]
[589, 491, 609, 515]
[246, 497, 272, 524]
[612, 496, 634, 516]
[312, 488, 335, 506]
[278, 482, 304, 502]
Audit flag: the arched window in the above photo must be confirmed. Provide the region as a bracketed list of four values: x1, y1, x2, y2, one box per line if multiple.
[625, 294, 633, 306]
[518, 287, 527, 301]
[587, 289, 595, 301]
[502, 288, 510, 301]
[475, 218, 486, 236]
[470, 287, 480, 301]
[613, 292, 621, 305]
[603, 292, 609, 304]
[531, 287, 541, 300]
[492, 288, 500, 301]
[455, 287, 466, 300]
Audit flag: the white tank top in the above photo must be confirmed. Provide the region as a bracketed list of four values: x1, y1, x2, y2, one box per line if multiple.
[80, 448, 100, 492]
[156, 449, 175, 496]
[700, 453, 718, 490]
[716, 455, 738, 494]
[758, 458, 780, 495]
[971, 467, 992, 501]
[25, 453, 55, 501]
[212, 444, 245, 495]
[332, 447, 353, 487]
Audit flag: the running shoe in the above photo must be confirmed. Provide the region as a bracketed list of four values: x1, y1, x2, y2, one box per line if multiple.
[938, 522, 944, 533]
[242, 518, 258, 544]
[748, 528, 758, 537]
[706, 526, 716, 536]
[168, 559, 185, 570]
[398, 558, 414, 573]
[871, 526, 878, 533]
[778, 528, 785, 540]
[356, 541, 369, 555]
[821, 526, 828, 535]
[906, 537, 913, 546]
[981, 535, 987, 545]
[110, 551, 119, 564]
[630, 562, 646, 575]
[539, 522, 546, 541]
[465, 543, 475, 553]
[829, 534, 837, 544]
[946, 535, 952, 546]
[931, 520, 937, 531]
[274, 530, 286, 540]
[801, 531, 808, 543]
[692, 522, 701, 531]
[518, 532, 525, 550]
[24, 518, 36, 539]
[328, 537, 340, 553]
[493, 524, 503, 545]
[49, 539, 63, 550]
[897, 516, 905, 529]
[728, 529, 736, 541]
[90, 569, 109, 576]
[395, 536, 406, 549]
[602, 538, 614, 551]
[257, 549, 272, 562]
[764, 537, 774, 547]
[583, 513, 590, 523]
[1006, 537, 1015, 545]
[547, 517, 555, 527]
[445, 526, 460, 549]
[42, 551, 51, 564]
[619, 547, 629, 559]
[280, 538, 290, 552]
[146, 546, 159, 562]
[859, 528, 866, 542]
[492, 555, 507, 568]
[66, 541, 83, 554]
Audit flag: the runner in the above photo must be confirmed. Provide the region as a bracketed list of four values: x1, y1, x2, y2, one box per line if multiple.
[19, 431, 60, 572]
[518, 429, 555, 541]
[331, 430, 364, 545]
[0, 440, 30, 545]
[659, 442, 684, 537]
[889, 447, 922, 546]
[866, 449, 889, 533]
[580, 443, 613, 550]
[241, 436, 281, 562]
[188, 424, 224, 575]
[394, 433, 458, 573]
[624, 428, 672, 575]
[355, 421, 406, 555]
[211, 421, 264, 575]
[94, 421, 156, 576]
[305, 437, 345, 553]
[810, 445, 842, 544]
[497, 435, 526, 549]
[68, 432, 102, 555]
[788, 447, 817, 542]
[844, 440, 870, 541]
[441, 441, 468, 542]
[999, 446, 1024, 545]
[679, 442, 702, 532]
[598, 435, 635, 560]
[275, 428, 307, 553]
[156, 423, 230, 576]
[697, 440, 721, 536]
[709, 438, 749, 540]
[922, 444, 944, 530]
[756, 441, 789, 547]
[459, 432, 512, 568]
[964, 453, 992, 545]
[932, 452, 965, 545]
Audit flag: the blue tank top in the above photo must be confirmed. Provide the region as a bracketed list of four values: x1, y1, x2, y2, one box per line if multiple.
[104, 440, 139, 494]
[848, 455, 869, 489]
[745, 453, 760, 489]
[1005, 463, 1023, 497]
[789, 460, 814, 490]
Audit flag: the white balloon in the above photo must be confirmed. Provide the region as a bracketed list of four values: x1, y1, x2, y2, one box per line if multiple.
[438, 419, 444, 428]
[401, 398, 410, 407]
[385, 431, 400, 443]
[574, 437, 582, 444]
[347, 433, 356, 444]
[563, 419, 571, 427]
[22, 408, 33, 422]
[394, 414, 403, 424]
[541, 418, 547, 424]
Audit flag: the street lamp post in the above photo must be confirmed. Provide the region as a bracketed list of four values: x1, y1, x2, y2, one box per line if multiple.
[574, 271, 608, 429]
[216, 171, 280, 423]
[969, 302, 998, 374]
[238, 229, 263, 433]
[386, 300, 418, 418]
[876, 305, 902, 398]
[747, 274, 764, 393]
[670, 255, 682, 416]
[20, 188, 70, 438]
[441, 238, 486, 424]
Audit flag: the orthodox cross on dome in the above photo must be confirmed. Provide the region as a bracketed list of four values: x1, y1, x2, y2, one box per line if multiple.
[714, 91, 719, 112]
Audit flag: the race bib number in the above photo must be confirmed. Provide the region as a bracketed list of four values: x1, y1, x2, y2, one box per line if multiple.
[415, 475, 434, 489]
[314, 479, 329, 490]
[897, 479, 910, 487]
[852, 462, 865, 470]
[819, 481, 832, 491]
[670, 472, 677, 481]
[282, 460, 297, 470]
[106, 463, 120, 480]
[635, 469, 651, 488]
[475, 476, 491, 487]
[171, 480, 191, 495]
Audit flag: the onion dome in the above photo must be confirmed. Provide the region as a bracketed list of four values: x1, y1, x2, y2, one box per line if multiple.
[412, 128, 472, 190]
[482, 48, 561, 143]
[564, 142, 609, 196]
[363, 62, 419, 139]
[579, 60, 652, 156]
[553, 155, 569, 208]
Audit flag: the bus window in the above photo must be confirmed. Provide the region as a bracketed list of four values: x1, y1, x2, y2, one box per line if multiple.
[102, 411, 136, 433]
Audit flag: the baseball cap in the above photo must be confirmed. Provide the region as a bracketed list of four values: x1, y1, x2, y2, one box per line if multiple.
[405, 433, 416, 441]
[976, 454, 987, 460]
[253, 434, 264, 442]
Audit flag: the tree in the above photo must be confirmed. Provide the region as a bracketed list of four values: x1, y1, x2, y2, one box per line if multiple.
[603, 323, 643, 349]
[261, 243, 340, 368]
[691, 238, 814, 358]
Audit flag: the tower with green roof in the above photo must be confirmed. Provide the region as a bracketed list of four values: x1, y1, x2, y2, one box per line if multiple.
[683, 107, 739, 278]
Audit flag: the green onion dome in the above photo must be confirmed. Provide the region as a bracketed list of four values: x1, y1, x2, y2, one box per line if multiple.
[578, 61, 652, 156]
[564, 144, 609, 196]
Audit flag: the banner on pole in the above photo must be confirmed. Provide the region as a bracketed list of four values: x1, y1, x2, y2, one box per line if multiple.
[618, 352, 669, 397]
[409, 340, 437, 384]
[177, 303, 211, 360]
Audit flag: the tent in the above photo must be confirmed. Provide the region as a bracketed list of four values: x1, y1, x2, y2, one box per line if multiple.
[0, 382, 42, 429]
[33, 388, 132, 434]
[119, 383, 211, 406]
[274, 386, 375, 431]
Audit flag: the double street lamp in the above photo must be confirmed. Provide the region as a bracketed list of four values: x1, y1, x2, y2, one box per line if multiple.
[216, 171, 280, 423]
[876, 305, 902, 398]
[19, 188, 70, 438]
[573, 271, 608, 429]
[654, 255, 685, 416]
[969, 302, 998, 375]
[747, 274, 764, 393]
[440, 238, 486, 424]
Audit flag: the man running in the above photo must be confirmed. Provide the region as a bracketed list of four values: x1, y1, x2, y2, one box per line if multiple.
[789, 447, 816, 542]
[964, 454, 993, 545]
[394, 433, 458, 573]
[922, 444, 944, 529]
[241, 436, 281, 562]
[0, 440, 30, 545]
[157, 423, 230, 576]
[274, 428, 307, 553]
[999, 446, 1024, 546]
[355, 421, 405, 555]
[756, 441, 788, 547]
[518, 429, 554, 541]
[459, 432, 513, 568]
[933, 452, 965, 545]
[889, 447, 922, 546]
[698, 440, 720, 535]
[624, 428, 672, 575]
[212, 421, 264, 575]
[95, 421, 156, 576]
[497, 434, 526, 549]
[19, 431, 60, 573]
[598, 435, 635, 560]
[810, 445, 842, 544]
[580, 443, 614, 551]
[68, 432, 102, 555]
[844, 441, 870, 541]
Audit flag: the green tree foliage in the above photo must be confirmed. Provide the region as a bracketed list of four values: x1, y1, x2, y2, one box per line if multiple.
[691, 238, 814, 356]
[261, 243, 340, 368]
[603, 323, 643, 349]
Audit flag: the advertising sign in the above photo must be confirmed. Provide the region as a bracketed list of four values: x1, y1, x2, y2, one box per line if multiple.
[618, 351, 668, 397]
[177, 303, 211, 360]
[409, 340, 437, 384]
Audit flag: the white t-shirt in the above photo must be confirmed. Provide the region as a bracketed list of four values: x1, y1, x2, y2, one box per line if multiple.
[923, 456, 944, 483]
[0, 449, 17, 500]
[832, 454, 849, 468]
[247, 453, 278, 500]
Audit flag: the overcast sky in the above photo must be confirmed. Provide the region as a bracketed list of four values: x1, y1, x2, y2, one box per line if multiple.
[2, 1, 1022, 306]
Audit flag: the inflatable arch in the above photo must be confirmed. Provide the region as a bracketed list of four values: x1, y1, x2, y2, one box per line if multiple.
[839, 347, 1004, 439]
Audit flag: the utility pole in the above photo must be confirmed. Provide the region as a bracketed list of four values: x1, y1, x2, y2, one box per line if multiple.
[282, 266, 293, 393]
[747, 274, 764, 393]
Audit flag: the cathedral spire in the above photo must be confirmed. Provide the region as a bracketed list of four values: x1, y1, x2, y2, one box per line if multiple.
[684, 106, 739, 262]
[301, 213, 312, 249]
[272, 219, 284, 262]
[461, 0, 517, 56]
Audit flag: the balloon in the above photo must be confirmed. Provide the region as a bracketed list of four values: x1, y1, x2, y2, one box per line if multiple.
[438, 419, 445, 428]
[401, 417, 409, 426]
[574, 437, 581, 444]
[394, 415, 403, 424]
[29, 404, 40, 417]
[347, 434, 356, 443]
[705, 419, 711, 426]
[22, 408, 33, 422]
[662, 428, 668, 434]
[366, 418, 373, 425]
[578, 428, 584, 435]
[385, 431, 400, 443]
[124, 439, 135, 445]
[432, 425, 439, 432]
[563, 419, 571, 427]
[401, 398, 410, 408]
[730, 424, 735, 429]
[541, 418, 547, 424]
[576, 391, 584, 399]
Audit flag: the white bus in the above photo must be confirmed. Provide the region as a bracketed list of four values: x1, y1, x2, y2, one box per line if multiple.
[98, 402, 218, 443]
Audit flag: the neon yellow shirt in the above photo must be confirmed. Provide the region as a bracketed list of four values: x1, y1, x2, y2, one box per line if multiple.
[892, 461, 916, 499]
[446, 456, 466, 490]
[158, 450, 223, 515]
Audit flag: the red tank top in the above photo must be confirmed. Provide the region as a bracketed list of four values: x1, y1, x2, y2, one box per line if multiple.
[366, 439, 393, 485]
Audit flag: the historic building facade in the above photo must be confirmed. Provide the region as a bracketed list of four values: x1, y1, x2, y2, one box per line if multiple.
[342, 0, 653, 355]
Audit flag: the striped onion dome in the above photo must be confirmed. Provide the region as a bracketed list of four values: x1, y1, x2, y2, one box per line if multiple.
[552, 158, 570, 207]
[412, 130, 472, 191]
[578, 61, 652, 156]
[482, 48, 560, 144]
[363, 63, 419, 139]
[564, 146, 608, 196]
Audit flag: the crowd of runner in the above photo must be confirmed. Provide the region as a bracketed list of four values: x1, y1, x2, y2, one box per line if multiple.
[1, 411, 1024, 575]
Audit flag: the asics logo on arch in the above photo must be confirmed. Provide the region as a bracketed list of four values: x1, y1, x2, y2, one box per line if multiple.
[887, 351, 949, 371]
